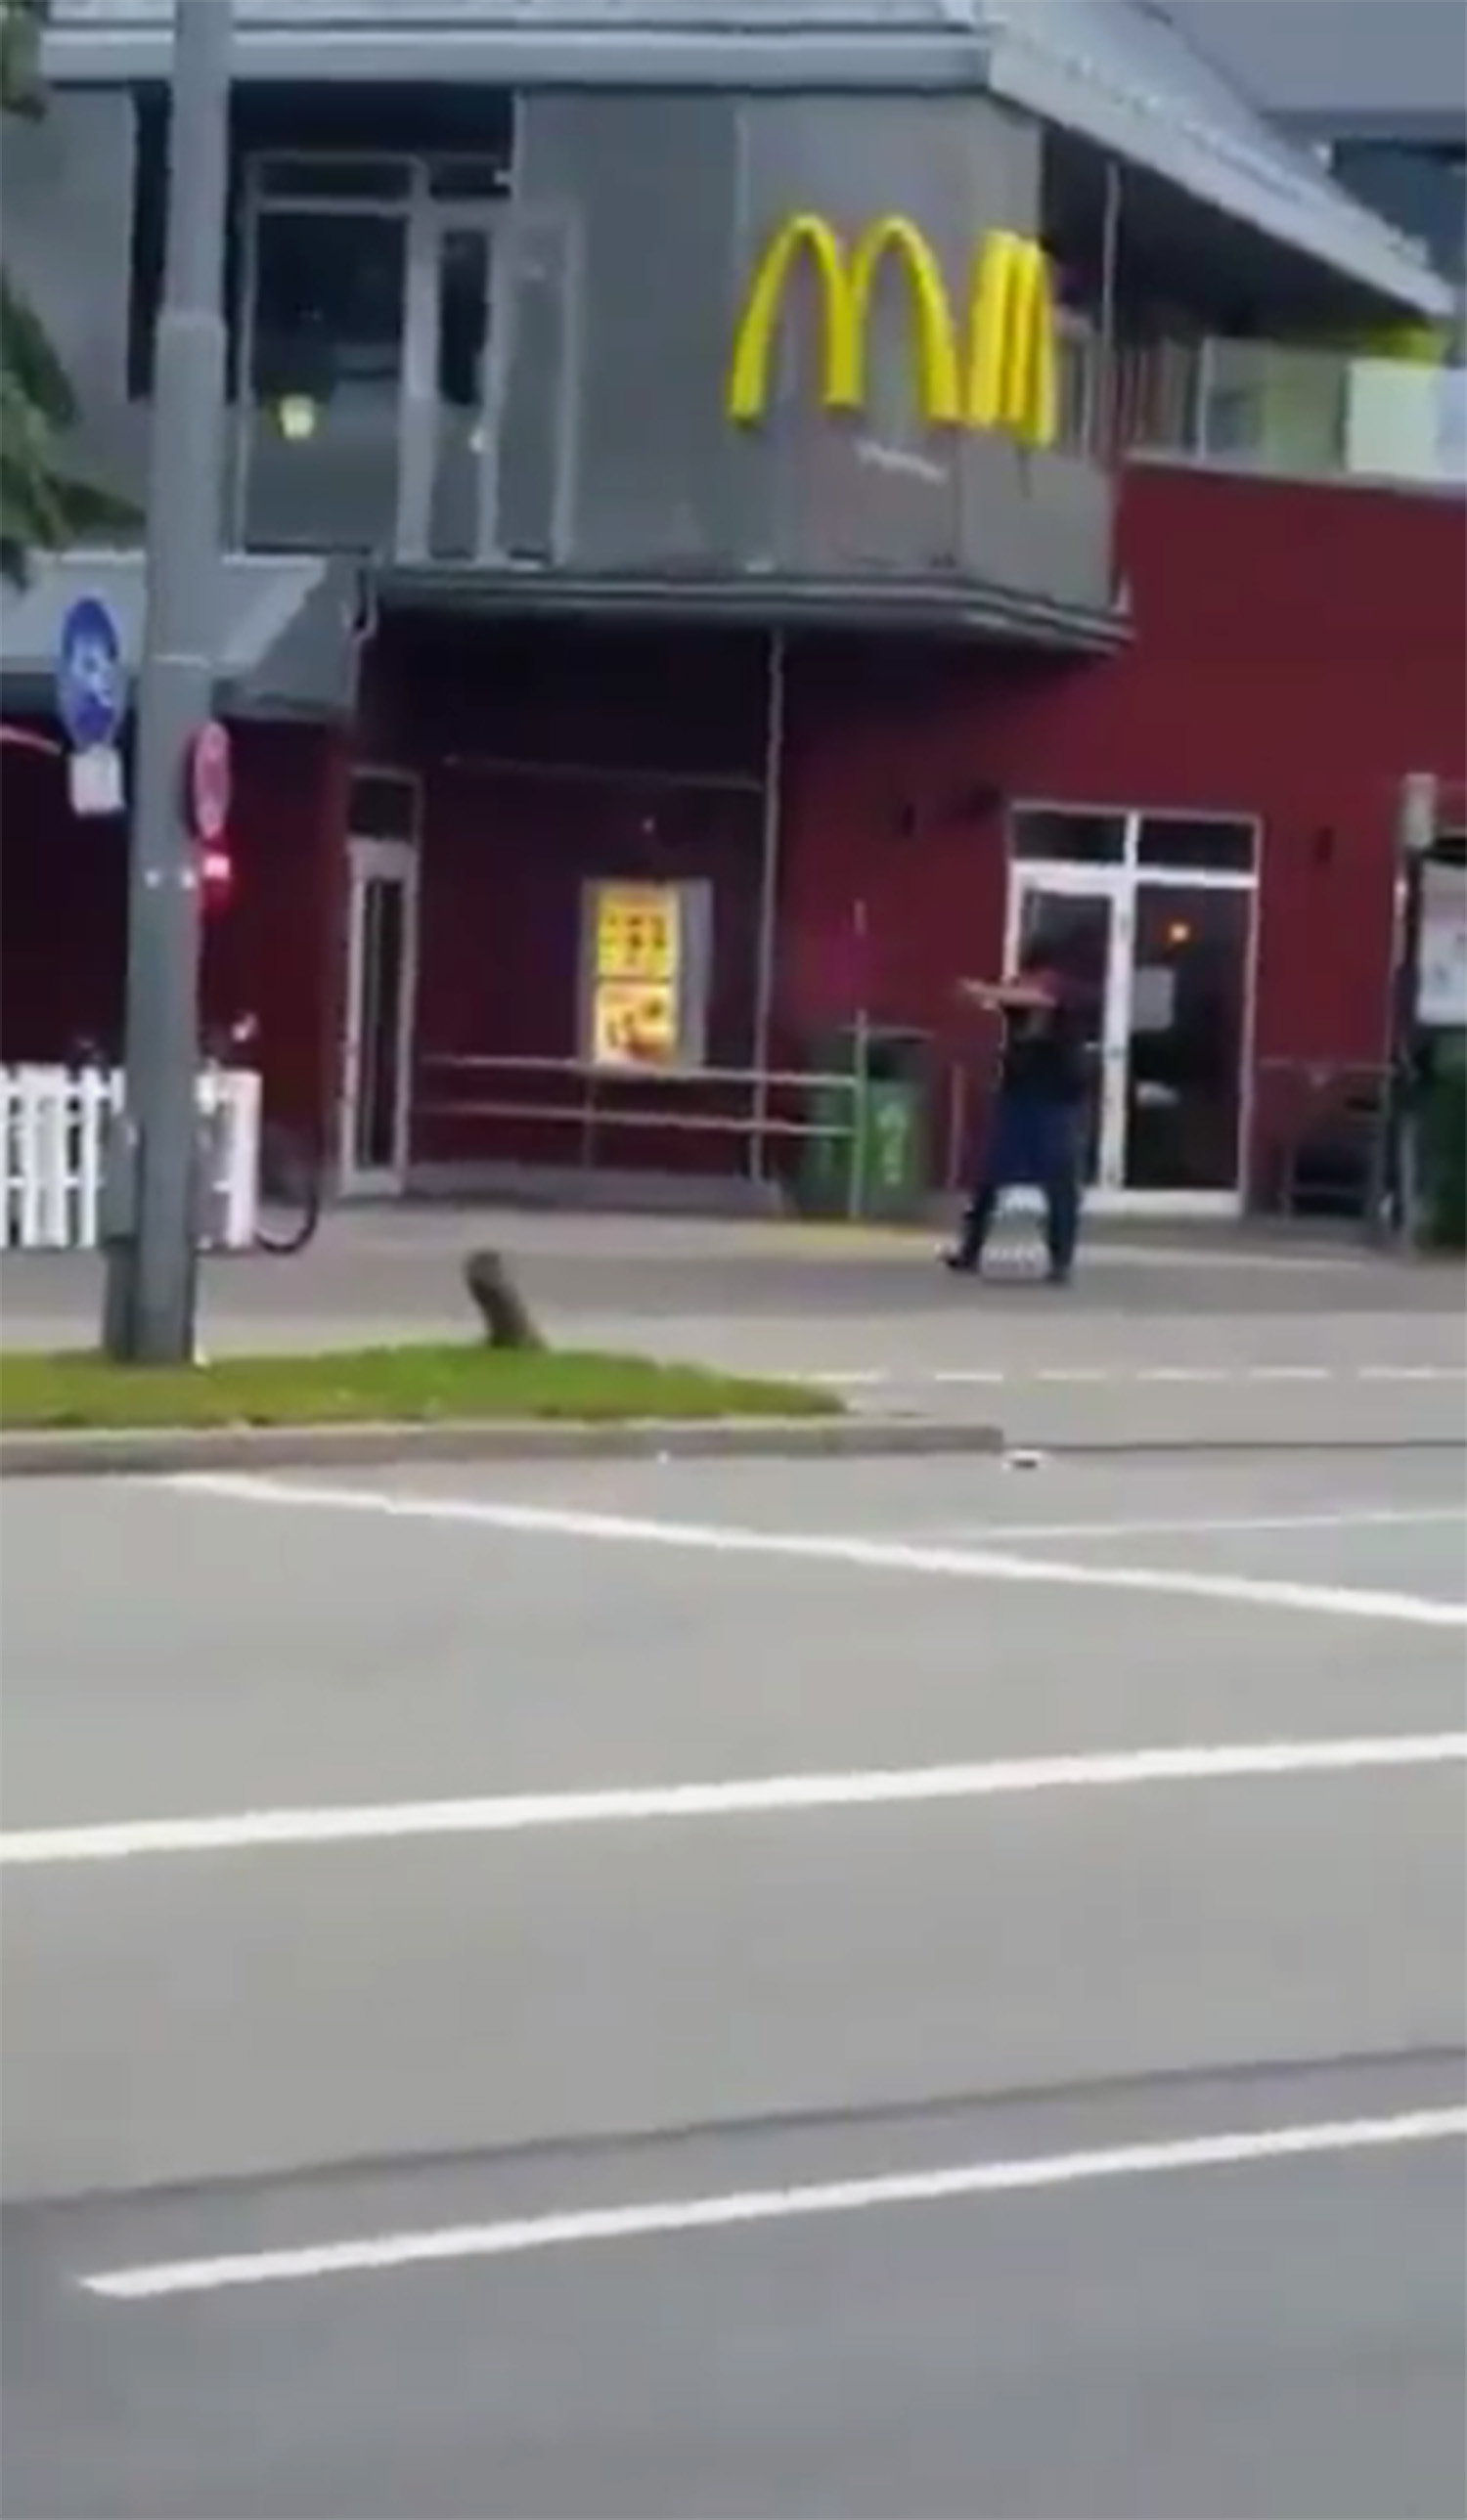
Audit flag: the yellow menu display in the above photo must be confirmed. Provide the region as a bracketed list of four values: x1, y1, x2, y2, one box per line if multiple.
[588, 884, 683, 1068]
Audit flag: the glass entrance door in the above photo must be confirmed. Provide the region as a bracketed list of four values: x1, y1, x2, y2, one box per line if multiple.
[1123, 882, 1252, 1193]
[1006, 863, 1254, 1204]
[1006, 872, 1129, 1191]
[340, 838, 420, 1194]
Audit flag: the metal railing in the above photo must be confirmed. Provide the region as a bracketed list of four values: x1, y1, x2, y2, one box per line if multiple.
[1089, 328, 1467, 492]
[417, 1049, 964, 1216]
[1250, 1057, 1395, 1226]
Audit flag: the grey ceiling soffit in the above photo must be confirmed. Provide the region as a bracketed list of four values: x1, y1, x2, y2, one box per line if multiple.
[0, 551, 363, 723]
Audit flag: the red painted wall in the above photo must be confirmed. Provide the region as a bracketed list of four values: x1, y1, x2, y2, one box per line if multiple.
[0, 721, 345, 1135]
[362, 617, 772, 1175]
[8, 474, 1459, 1204]
[200, 726, 349, 1137]
[778, 467, 1467, 1187]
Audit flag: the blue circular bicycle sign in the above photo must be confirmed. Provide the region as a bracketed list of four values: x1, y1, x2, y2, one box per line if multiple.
[55, 595, 127, 751]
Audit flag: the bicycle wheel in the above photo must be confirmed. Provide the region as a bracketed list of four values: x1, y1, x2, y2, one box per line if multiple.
[253, 1123, 324, 1257]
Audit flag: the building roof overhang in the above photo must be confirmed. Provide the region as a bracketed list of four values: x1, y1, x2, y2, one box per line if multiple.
[43, 0, 1452, 322]
[0, 550, 363, 723]
[372, 560, 1132, 655]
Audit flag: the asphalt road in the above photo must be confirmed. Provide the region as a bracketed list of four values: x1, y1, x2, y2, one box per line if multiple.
[3, 1447, 1465, 2516]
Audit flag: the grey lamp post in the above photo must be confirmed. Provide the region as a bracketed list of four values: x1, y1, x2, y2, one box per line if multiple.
[103, 0, 232, 1362]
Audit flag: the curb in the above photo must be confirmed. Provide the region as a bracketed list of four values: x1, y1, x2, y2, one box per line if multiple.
[0, 1416, 1008, 1479]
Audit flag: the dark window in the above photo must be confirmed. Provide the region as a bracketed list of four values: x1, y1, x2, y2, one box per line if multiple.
[349, 771, 419, 844]
[235, 83, 513, 163]
[254, 155, 412, 201]
[1010, 809, 1128, 864]
[436, 228, 490, 409]
[126, 94, 167, 399]
[250, 209, 406, 402]
[126, 84, 513, 399]
[1136, 816, 1257, 872]
[429, 158, 511, 201]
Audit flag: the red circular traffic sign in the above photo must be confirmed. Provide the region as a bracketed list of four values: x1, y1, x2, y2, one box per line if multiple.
[187, 720, 232, 845]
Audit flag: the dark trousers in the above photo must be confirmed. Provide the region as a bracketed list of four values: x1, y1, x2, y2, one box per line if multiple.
[956, 1092, 1083, 1276]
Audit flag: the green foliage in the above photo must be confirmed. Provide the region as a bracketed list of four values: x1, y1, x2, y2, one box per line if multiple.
[0, 0, 137, 584]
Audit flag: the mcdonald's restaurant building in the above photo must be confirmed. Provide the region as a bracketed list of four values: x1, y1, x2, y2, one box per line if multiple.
[3, 2, 1465, 1217]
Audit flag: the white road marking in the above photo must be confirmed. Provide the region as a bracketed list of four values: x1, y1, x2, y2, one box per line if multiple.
[166, 1474, 1467, 1631]
[1134, 1367, 1233, 1385]
[6, 1734, 1464, 1870]
[909, 1505, 1467, 1547]
[1374, 1369, 1462, 1384]
[83, 2106, 1467, 2301]
[684, 1362, 1466, 1392]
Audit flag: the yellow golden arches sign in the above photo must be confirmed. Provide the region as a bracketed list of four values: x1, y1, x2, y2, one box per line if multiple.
[727, 216, 1058, 449]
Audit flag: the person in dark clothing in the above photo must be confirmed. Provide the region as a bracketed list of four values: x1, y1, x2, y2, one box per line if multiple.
[944, 957, 1091, 1284]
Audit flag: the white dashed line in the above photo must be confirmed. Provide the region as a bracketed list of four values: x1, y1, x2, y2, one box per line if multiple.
[1359, 1365, 1467, 1384]
[83, 2107, 1467, 2300]
[1134, 1367, 1233, 1385]
[794, 1363, 1466, 1392]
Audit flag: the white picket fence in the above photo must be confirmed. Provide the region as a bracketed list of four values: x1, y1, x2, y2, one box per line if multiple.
[1, 1066, 262, 1252]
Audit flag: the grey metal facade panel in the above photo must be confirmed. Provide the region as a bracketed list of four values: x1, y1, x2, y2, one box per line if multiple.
[0, 92, 139, 488]
[509, 87, 1116, 614]
[0, 553, 361, 720]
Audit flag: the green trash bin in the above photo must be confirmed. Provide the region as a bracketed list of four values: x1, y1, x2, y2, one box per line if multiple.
[798, 1027, 931, 1221]
[1417, 1034, 1467, 1253]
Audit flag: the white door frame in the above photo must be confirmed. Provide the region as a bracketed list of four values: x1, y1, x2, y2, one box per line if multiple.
[339, 835, 421, 1197]
[1005, 863, 1132, 1198]
[1004, 861, 1257, 1218]
[396, 199, 580, 564]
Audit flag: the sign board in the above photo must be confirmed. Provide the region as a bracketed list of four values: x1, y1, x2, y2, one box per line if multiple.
[728, 217, 1057, 446]
[1418, 855, 1467, 1029]
[56, 595, 126, 752]
[588, 883, 682, 1068]
[188, 720, 232, 844]
[580, 880, 713, 1072]
[67, 745, 125, 819]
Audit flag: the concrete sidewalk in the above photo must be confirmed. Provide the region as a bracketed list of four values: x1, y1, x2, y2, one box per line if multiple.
[3, 1206, 1462, 1450]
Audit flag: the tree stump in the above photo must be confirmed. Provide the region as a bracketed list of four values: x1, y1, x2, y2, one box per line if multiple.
[464, 1249, 543, 1351]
